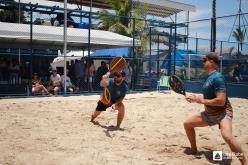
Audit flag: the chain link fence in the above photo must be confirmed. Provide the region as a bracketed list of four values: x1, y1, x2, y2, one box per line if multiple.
[0, 1, 247, 96]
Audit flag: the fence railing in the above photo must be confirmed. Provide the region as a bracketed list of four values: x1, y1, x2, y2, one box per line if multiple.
[0, 1, 248, 96]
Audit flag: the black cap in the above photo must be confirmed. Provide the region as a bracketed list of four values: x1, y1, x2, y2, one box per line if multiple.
[205, 52, 220, 66]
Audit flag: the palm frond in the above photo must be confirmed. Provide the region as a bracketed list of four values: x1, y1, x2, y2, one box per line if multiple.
[96, 9, 116, 30]
[107, 0, 121, 12]
[233, 28, 245, 42]
[108, 22, 130, 36]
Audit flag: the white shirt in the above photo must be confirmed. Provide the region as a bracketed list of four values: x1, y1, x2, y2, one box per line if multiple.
[50, 74, 61, 86]
[61, 75, 72, 88]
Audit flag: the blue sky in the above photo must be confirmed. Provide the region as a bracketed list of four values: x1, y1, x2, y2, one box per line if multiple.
[175, 0, 248, 19]
[172, 0, 248, 49]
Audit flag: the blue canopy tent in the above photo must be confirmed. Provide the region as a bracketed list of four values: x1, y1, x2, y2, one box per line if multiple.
[90, 47, 130, 57]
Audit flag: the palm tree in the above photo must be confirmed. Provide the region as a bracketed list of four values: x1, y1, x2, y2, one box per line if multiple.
[233, 28, 246, 50]
[97, 0, 150, 56]
[129, 4, 148, 57]
[96, 0, 131, 36]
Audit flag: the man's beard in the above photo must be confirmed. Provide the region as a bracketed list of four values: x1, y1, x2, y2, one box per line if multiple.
[115, 79, 122, 84]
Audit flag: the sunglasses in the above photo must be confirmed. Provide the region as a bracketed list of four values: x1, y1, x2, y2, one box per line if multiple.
[203, 58, 209, 63]
[114, 74, 122, 78]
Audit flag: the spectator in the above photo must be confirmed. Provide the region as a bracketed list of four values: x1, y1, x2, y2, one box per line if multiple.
[96, 61, 109, 89]
[0, 57, 7, 81]
[180, 64, 186, 80]
[61, 70, 75, 93]
[123, 61, 133, 89]
[75, 59, 86, 92]
[88, 61, 95, 91]
[232, 64, 242, 83]
[9, 60, 20, 84]
[68, 60, 76, 86]
[32, 73, 50, 95]
[97, 61, 109, 77]
[47, 68, 62, 95]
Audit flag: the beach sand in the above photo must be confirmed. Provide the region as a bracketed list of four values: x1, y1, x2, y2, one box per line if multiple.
[0, 92, 247, 165]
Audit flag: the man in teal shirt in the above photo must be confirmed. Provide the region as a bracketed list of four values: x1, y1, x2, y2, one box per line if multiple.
[90, 71, 128, 129]
[184, 52, 246, 165]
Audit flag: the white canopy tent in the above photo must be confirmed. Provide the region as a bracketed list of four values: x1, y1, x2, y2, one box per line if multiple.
[50, 50, 93, 68]
[0, 21, 140, 93]
[0, 22, 140, 50]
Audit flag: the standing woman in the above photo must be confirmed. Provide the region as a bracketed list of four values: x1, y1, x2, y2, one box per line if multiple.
[123, 61, 133, 89]
[184, 52, 247, 165]
[89, 61, 95, 91]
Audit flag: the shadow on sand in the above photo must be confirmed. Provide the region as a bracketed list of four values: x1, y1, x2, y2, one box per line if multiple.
[91, 121, 124, 138]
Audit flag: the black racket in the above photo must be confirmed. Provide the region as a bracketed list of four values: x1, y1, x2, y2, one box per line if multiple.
[169, 75, 186, 96]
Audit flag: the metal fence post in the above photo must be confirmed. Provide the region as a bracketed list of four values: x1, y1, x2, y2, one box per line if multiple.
[220, 41, 223, 73]
[149, 27, 152, 75]
[173, 14, 177, 75]
[168, 26, 172, 77]
[87, 0, 92, 92]
[28, 4, 33, 96]
[157, 34, 160, 78]
[63, 0, 68, 95]
[132, 17, 135, 91]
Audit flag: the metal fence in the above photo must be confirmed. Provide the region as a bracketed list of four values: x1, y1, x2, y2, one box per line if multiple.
[0, 1, 248, 96]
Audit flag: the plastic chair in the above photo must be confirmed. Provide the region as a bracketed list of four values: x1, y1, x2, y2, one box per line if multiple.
[157, 75, 170, 93]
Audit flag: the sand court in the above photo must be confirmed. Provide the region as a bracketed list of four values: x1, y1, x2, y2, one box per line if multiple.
[0, 92, 247, 165]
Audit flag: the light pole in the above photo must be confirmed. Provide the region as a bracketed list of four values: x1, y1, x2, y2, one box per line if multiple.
[87, 0, 92, 92]
[63, 0, 68, 94]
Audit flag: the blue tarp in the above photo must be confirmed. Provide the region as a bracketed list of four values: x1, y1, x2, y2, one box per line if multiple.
[0, 48, 58, 56]
[91, 47, 129, 57]
[74, 22, 89, 29]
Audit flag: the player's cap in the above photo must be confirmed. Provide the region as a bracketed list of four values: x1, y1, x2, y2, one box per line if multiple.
[205, 52, 220, 66]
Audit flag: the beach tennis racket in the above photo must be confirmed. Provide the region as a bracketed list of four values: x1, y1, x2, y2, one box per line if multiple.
[169, 75, 186, 96]
[100, 88, 111, 105]
[109, 56, 127, 73]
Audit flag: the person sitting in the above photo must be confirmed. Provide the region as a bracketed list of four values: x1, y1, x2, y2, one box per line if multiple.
[61, 70, 75, 93]
[47, 68, 62, 95]
[32, 73, 50, 95]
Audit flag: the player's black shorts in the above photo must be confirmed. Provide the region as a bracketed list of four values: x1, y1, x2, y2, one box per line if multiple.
[96, 101, 111, 111]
